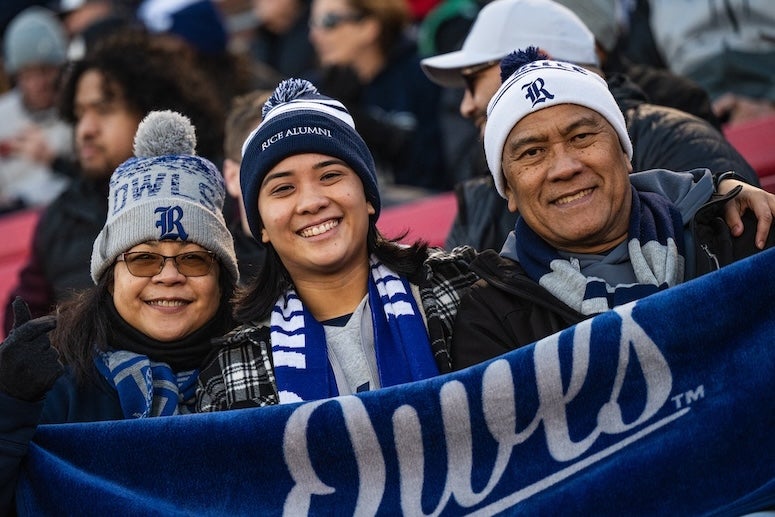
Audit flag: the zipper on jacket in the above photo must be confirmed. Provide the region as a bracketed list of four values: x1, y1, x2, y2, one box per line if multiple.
[700, 244, 720, 271]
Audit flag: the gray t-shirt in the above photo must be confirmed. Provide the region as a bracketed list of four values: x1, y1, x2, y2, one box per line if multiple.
[323, 295, 380, 395]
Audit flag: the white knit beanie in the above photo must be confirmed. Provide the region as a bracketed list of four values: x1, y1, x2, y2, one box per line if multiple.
[484, 56, 633, 199]
[90, 110, 238, 283]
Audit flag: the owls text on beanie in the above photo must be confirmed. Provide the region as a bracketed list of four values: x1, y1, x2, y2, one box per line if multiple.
[90, 110, 238, 284]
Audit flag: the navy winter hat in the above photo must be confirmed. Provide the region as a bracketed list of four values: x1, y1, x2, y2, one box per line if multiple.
[239, 79, 380, 239]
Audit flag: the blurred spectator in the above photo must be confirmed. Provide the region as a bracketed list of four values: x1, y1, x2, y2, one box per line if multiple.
[222, 89, 271, 283]
[55, 0, 138, 60]
[0, 6, 74, 214]
[417, 0, 482, 185]
[613, 0, 667, 70]
[3, 28, 226, 334]
[555, 0, 721, 129]
[138, 0, 284, 117]
[648, 0, 775, 126]
[249, 0, 317, 78]
[309, 0, 448, 192]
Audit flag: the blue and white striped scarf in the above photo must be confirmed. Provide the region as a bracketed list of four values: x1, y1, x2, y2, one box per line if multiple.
[270, 257, 438, 403]
[95, 350, 198, 418]
[517, 186, 685, 315]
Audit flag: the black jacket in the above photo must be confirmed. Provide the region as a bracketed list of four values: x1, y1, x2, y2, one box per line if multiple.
[451, 188, 775, 370]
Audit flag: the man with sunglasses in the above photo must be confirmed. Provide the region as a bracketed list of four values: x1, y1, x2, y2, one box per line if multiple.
[420, 0, 775, 253]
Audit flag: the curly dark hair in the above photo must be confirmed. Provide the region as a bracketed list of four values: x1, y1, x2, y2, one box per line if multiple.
[58, 28, 225, 161]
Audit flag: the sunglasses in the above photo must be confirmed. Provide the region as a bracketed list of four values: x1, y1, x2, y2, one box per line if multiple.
[116, 251, 216, 277]
[461, 60, 500, 94]
[309, 11, 364, 30]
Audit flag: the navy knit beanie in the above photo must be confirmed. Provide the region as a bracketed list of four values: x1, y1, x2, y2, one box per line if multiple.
[239, 79, 380, 239]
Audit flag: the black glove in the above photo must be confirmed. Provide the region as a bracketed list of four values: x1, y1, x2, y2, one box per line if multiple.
[0, 298, 62, 401]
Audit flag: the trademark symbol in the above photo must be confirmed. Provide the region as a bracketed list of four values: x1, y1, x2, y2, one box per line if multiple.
[671, 385, 704, 409]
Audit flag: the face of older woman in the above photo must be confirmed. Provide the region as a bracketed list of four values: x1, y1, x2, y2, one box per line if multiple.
[111, 240, 221, 342]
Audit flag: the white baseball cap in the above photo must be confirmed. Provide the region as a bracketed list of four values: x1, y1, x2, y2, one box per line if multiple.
[420, 0, 599, 88]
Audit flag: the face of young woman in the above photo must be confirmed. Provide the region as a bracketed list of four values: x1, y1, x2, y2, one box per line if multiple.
[111, 240, 222, 342]
[257, 152, 375, 282]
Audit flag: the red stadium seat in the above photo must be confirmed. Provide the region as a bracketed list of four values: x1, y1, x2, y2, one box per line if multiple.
[376, 192, 457, 247]
[724, 114, 775, 193]
[0, 209, 41, 338]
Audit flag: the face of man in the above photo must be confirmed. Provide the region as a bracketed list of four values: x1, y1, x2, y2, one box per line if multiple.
[16, 64, 61, 112]
[73, 70, 143, 179]
[459, 61, 502, 137]
[501, 103, 633, 254]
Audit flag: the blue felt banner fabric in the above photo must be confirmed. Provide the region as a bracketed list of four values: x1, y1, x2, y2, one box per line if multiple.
[16, 249, 775, 516]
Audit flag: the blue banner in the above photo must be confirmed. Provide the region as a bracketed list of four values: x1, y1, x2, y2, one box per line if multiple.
[17, 249, 775, 516]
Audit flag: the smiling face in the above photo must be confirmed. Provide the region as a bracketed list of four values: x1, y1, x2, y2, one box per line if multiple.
[112, 240, 221, 342]
[258, 152, 375, 282]
[501, 103, 633, 254]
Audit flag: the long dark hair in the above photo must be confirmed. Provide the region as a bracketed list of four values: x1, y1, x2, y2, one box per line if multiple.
[233, 223, 428, 323]
[50, 267, 235, 385]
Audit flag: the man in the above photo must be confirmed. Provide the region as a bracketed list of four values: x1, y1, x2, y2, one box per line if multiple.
[451, 50, 775, 369]
[0, 7, 73, 213]
[3, 28, 225, 333]
[419, 0, 774, 252]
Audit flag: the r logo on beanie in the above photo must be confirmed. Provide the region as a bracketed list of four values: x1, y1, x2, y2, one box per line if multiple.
[484, 48, 633, 199]
[238, 79, 380, 240]
[90, 110, 239, 284]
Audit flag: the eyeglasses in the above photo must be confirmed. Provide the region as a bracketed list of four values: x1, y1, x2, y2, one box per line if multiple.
[461, 60, 500, 94]
[116, 251, 216, 277]
[309, 11, 364, 30]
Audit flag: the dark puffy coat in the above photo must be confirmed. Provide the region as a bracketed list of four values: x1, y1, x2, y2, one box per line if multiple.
[451, 189, 775, 370]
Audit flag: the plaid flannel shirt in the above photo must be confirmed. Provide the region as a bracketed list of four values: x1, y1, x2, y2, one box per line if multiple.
[196, 246, 479, 412]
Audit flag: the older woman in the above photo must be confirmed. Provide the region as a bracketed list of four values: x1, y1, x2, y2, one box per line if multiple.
[196, 79, 477, 410]
[308, 0, 447, 190]
[0, 111, 239, 511]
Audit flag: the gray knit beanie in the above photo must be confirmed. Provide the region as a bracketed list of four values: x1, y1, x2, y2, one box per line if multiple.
[3, 6, 67, 74]
[90, 110, 239, 284]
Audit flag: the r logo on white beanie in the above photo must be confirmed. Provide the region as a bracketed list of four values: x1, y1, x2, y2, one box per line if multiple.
[484, 49, 633, 199]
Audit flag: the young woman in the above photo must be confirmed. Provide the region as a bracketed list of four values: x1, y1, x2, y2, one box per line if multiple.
[196, 79, 477, 410]
[0, 111, 239, 511]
